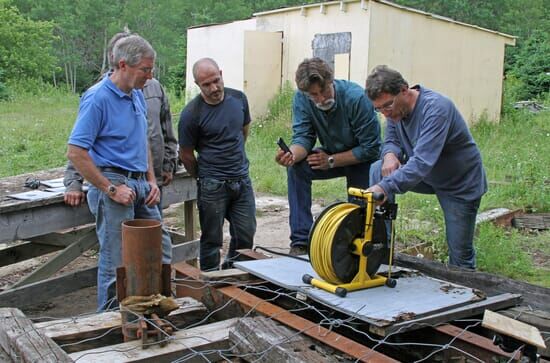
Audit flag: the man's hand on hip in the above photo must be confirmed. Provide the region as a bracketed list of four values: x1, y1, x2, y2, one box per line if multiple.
[110, 184, 136, 206]
[382, 153, 401, 177]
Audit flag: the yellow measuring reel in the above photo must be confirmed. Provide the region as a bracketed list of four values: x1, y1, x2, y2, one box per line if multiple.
[303, 188, 397, 297]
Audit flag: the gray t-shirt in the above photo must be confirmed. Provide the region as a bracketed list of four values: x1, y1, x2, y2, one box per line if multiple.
[178, 88, 251, 179]
[379, 86, 487, 201]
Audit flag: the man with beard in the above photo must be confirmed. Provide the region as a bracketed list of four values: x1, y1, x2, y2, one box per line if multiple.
[275, 57, 381, 256]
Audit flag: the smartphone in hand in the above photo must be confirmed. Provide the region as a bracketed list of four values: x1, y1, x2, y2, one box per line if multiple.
[277, 137, 292, 154]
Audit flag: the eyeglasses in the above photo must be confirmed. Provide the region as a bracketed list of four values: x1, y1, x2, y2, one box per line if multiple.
[137, 66, 155, 74]
[374, 95, 397, 113]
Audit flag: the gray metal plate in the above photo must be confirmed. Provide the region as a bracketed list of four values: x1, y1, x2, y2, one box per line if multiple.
[234, 257, 483, 327]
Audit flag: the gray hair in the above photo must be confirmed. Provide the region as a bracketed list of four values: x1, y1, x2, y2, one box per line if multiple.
[112, 35, 156, 68]
[107, 31, 132, 68]
[365, 65, 409, 100]
[295, 57, 333, 92]
[192, 58, 220, 81]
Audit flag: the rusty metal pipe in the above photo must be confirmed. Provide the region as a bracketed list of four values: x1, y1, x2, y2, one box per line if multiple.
[121, 219, 162, 298]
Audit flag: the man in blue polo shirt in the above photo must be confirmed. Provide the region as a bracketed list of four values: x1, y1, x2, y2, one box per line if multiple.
[365, 65, 487, 269]
[275, 57, 381, 255]
[67, 35, 162, 310]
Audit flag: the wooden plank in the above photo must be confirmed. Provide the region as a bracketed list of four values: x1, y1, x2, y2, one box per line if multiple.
[11, 228, 98, 288]
[230, 316, 350, 362]
[29, 224, 96, 247]
[69, 318, 238, 362]
[0, 307, 72, 362]
[0, 344, 12, 363]
[395, 252, 550, 311]
[218, 285, 397, 362]
[434, 324, 515, 361]
[513, 213, 550, 230]
[500, 306, 550, 357]
[0, 171, 197, 244]
[0, 241, 61, 267]
[379, 293, 522, 336]
[200, 268, 251, 283]
[482, 310, 546, 349]
[0, 203, 94, 244]
[35, 297, 207, 353]
[0, 239, 200, 308]
[183, 200, 196, 242]
[0, 266, 97, 308]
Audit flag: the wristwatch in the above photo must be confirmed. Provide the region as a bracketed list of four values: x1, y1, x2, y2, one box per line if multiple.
[328, 156, 335, 169]
[107, 184, 117, 196]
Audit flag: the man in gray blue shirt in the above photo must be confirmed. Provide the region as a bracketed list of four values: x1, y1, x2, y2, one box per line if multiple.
[275, 58, 381, 255]
[365, 65, 487, 269]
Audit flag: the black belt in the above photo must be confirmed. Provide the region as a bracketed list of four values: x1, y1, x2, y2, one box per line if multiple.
[100, 166, 145, 179]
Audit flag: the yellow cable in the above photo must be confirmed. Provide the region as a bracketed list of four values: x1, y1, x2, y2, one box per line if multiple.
[309, 203, 359, 284]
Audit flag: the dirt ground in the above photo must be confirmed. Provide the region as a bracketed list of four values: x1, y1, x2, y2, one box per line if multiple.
[0, 194, 322, 319]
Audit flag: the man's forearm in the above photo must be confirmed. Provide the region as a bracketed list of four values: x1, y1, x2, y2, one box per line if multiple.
[67, 145, 111, 193]
[330, 149, 361, 168]
[147, 148, 157, 184]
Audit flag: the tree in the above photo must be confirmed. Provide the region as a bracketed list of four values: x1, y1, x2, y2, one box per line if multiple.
[0, 1, 57, 81]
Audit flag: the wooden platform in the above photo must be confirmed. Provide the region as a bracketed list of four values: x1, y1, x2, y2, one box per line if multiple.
[0, 255, 543, 362]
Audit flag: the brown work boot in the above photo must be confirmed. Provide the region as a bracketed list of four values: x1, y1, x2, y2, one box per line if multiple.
[289, 245, 308, 256]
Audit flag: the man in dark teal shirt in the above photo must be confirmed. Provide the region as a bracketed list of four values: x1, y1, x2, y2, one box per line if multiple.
[275, 58, 381, 255]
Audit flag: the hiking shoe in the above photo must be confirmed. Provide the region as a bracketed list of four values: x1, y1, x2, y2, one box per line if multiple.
[289, 245, 308, 256]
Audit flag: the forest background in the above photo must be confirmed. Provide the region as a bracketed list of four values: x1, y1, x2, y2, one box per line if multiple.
[1, 0, 548, 99]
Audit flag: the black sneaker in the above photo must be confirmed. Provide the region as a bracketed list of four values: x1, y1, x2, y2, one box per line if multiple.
[289, 245, 308, 256]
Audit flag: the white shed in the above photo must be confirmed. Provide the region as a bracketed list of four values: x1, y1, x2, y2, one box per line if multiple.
[186, 0, 515, 123]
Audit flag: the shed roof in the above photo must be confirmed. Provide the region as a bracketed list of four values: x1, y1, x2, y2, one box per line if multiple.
[253, 0, 516, 44]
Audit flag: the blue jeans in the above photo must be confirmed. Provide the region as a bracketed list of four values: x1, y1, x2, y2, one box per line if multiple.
[370, 160, 480, 269]
[87, 172, 170, 311]
[197, 176, 256, 271]
[287, 158, 372, 247]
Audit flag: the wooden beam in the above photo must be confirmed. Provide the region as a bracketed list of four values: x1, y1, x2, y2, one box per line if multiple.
[379, 293, 522, 335]
[230, 316, 351, 362]
[183, 200, 196, 241]
[0, 203, 94, 244]
[35, 297, 207, 353]
[395, 252, 550, 311]
[218, 285, 397, 362]
[434, 324, 516, 361]
[68, 318, 238, 362]
[0, 241, 61, 267]
[0, 308, 72, 362]
[0, 266, 97, 308]
[0, 240, 200, 308]
[11, 228, 98, 288]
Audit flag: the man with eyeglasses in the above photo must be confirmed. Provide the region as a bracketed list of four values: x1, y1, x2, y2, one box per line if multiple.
[275, 57, 381, 256]
[365, 65, 487, 269]
[67, 35, 165, 310]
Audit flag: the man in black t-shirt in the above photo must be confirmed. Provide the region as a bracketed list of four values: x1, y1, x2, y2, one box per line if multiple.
[178, 58, 256, 271]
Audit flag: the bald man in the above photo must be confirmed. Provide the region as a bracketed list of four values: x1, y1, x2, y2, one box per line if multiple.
[178, 58, 256, 271]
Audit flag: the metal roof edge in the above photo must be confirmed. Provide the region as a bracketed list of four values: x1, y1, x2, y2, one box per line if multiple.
[252, 0, 516, 43]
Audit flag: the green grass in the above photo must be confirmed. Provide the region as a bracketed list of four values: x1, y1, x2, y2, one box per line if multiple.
[1, 80, 549, 287]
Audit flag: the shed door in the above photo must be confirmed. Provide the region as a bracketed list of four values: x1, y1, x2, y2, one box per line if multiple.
[243, 31, 283, 119]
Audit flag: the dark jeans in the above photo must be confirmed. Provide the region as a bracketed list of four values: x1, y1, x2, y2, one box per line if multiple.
[369, 160, 480, 269]
[287, 159, 372, 247]
[197, 176, 256, 271]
